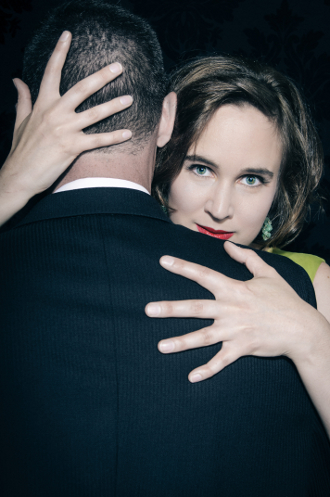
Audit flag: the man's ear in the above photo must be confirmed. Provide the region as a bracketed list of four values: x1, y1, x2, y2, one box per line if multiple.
[157, 92, 177, 148]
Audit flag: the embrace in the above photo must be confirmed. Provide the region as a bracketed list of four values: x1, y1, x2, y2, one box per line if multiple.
[0, 0, 330, 495]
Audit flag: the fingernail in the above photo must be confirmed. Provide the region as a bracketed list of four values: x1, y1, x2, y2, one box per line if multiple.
[190, 373, 203, 383]
[120, 95, 133, 105]
[12, 79, 18, 89]
[161, 256, 174, 267]
[122, 130, 132, 139]
[159, 341, 175, 353]
[146, 303, 161, 316]
[60, 31, 70, 41]
[109, 62, 122, 73]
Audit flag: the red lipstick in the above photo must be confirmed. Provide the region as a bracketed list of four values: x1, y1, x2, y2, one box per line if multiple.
[196, 225, 234, 240]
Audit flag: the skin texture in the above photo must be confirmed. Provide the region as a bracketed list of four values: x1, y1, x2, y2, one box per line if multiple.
[168, 104, 282, 246]
[165, 105, 330, 327]
[313, 262, 330, 322]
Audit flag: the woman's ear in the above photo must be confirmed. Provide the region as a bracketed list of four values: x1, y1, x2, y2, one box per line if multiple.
[157, 92, 177, 148]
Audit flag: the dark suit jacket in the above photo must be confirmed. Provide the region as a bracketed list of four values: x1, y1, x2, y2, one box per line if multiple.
[0, 187, 329, 496]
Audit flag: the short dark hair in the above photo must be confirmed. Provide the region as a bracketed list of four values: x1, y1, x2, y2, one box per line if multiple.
[23, 0, 168, 151]
[152, 55, 323, 248]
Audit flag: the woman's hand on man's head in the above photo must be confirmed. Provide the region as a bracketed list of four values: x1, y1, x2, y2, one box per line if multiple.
[0, 31, 133, 226]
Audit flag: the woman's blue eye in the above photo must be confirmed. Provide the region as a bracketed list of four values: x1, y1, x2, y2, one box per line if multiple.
[243, 176, 260, 186]
[195, 166, 208, 175]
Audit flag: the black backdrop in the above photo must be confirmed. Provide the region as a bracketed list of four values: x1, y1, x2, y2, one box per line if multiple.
[1, 0, 330, 262]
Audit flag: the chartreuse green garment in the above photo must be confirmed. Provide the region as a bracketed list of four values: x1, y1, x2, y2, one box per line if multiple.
[267, 247, 325, 283]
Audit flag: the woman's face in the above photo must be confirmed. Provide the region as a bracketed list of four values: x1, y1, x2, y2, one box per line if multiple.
[168, 104, 283, 247]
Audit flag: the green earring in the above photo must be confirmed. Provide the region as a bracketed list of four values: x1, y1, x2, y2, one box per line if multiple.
[161, 205, 168, 216]
[262, 217, 273, 241]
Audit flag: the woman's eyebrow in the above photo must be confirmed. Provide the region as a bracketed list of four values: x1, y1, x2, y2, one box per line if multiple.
[185, 155, 219, 169]
[239, 168, 274, 178]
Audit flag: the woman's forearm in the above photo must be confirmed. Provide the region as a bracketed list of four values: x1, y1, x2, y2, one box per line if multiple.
[290, 309, 330, 437]
[0, 163, 33, 227]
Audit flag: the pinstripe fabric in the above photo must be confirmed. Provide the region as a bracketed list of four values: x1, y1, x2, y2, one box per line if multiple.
[0, 187, 329, 496]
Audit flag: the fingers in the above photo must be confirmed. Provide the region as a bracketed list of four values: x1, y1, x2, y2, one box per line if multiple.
[188, 343, 241, 382]
[157, 325, 231, 354]
[61, 62, 124, 110]
[77, 95, 133, 129]
[13, 79, 32, 131]
[39, 31, 72, 98]
[224, 241, 275, 278]
[37, 33, 125, 112]
[146, 298, 219, 319]
[76, 129, 132, 152]
[159, 256, 230, 295]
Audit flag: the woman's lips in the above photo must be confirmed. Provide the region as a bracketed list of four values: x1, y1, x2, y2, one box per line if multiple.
[196, 225, 234, 240]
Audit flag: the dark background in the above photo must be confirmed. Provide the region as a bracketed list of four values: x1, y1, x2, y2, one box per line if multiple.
[1, 0, 330, 261]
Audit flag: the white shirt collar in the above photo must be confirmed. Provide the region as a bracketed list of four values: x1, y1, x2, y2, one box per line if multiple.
[53, 177, 150, 195]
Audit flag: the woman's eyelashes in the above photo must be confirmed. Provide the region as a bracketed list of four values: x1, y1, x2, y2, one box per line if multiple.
[187, 164, 214, 177]
[239, 174, 271, 187]
[187, 164, 270, 187]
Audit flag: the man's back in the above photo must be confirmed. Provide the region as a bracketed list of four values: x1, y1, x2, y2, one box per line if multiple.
[1, 188, 329, 496]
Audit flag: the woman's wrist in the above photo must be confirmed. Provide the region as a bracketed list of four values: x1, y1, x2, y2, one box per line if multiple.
[288, 307, 330, 437]
[288, 303, 330, 368]
[0, 162, 34, 226]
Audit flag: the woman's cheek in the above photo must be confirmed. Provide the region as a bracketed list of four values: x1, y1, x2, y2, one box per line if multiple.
[239, 197, 272, 244]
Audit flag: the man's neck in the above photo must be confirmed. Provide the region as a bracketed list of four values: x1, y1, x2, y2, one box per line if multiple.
[55, 149, 155, 193]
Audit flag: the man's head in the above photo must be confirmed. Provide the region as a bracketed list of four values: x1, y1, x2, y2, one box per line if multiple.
[23, 0, 170, 154]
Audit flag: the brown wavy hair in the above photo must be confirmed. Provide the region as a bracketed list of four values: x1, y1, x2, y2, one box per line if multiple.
[152, 55, 323, 248]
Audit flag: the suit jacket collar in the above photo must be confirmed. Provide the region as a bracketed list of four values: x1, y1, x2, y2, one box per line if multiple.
[12, 188, 171, 229]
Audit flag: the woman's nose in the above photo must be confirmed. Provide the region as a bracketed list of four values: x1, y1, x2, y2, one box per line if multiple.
[204, 186, 234, 221]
